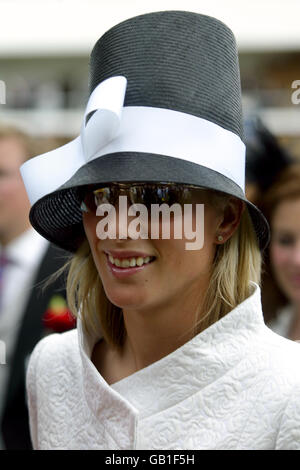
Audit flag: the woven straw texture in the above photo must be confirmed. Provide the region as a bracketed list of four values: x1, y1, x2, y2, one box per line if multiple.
[89, 11, 243, 138]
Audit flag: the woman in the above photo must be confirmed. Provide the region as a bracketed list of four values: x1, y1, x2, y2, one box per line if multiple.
[21, 11, 300, 450]
[261, 164, 300, 340]
[244, 116, 292, 206]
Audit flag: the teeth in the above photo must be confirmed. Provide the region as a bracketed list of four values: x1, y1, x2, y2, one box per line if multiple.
[136, 257, 144, 266]
[121, 259, 130, 268]
[108, 255, 153, 268]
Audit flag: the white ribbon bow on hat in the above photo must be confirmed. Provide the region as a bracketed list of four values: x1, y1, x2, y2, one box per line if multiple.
[82, 76, 127, 163]
[20, 75, 246, 206]
[20, 76, 127, 206]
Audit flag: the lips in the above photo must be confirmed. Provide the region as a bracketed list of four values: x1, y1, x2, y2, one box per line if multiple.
[105, 250, 153, 258]
[104, 251, 156, 278]
[108, 254, 154, 268]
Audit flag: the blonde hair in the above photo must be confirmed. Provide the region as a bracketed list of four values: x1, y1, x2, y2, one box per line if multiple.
[198, 206, 261, 332]
[47, 190, 261, 349]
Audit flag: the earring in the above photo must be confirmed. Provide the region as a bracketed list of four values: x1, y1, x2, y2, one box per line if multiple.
[217, 234, 223, 242]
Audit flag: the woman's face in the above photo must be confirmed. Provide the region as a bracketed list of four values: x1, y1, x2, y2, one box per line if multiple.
[82, 189, 238, 314]
[270, 197, 300, 306]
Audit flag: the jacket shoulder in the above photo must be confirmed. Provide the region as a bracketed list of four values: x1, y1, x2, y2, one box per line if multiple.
[255, 326, 300, 380]
[275, 379, 300, 449]
[26, 329, 79, 393]
[25, 329, 80, 449]
[263, 325, 300, 359]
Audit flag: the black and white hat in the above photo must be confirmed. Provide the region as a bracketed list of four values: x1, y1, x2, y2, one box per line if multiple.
[21, 10, 270, 252]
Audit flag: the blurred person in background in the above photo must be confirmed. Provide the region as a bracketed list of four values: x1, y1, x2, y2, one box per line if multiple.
[260, 164, 300, 340]
[0, 124, 73, 449]
[244, 117, 300, 339]
[244, 116, 292, 206]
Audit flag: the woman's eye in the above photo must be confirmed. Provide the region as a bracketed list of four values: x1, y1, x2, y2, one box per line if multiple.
[275, 236, 294, 246]
[94, 191, 109, 206]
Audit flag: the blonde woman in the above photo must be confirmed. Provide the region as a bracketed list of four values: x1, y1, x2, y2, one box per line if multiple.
[21, 11, 300, 450]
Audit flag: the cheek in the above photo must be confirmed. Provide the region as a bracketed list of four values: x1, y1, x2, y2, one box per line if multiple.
[157, 235, 214, 280]
[270, 243, 290, 270]
[160, 209, 216, 262]
[0, 179, 18, 197]
[82, 213, 99, 252]
[83, 214, 109, 281]
[0, 181, 28, 213]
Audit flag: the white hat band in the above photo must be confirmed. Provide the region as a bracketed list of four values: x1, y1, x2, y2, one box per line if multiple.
[20, 76, 245, 205]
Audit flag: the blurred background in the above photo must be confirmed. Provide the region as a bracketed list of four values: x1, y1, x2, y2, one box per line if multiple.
[0, 0, 300, 450]
[0, 0, 299, 156]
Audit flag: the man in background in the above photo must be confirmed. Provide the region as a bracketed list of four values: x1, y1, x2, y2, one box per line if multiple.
[0, 124, 72, 449]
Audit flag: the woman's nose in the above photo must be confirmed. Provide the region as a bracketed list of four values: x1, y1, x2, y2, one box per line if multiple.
[114, 197, 149, 241]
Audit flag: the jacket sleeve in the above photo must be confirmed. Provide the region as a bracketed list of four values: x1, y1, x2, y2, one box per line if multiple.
[275, 382, 300, 450]
[25, 335, 55, 450]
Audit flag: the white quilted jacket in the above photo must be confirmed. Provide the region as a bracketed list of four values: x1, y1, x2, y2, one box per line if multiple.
[26, 283, 300, 449]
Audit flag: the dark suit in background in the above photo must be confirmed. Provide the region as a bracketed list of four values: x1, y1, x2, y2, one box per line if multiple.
[1, 244, 71, 449]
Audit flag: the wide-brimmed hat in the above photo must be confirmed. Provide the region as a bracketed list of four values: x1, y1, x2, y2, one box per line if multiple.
[21, 10, 270, 252]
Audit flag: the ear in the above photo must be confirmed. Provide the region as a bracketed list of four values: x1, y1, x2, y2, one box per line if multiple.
[215, 197, 245, 244]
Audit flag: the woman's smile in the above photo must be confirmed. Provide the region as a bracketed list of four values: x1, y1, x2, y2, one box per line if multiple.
[104, 249, 156, 279]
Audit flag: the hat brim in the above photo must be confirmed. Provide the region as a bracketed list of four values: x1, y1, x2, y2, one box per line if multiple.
[29, 153, 270, 252]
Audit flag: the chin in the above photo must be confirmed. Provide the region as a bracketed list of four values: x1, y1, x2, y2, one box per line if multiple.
[103, 285, 147, 310]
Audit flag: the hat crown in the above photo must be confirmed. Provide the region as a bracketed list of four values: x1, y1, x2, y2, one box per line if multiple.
[89, 10, 243, 140]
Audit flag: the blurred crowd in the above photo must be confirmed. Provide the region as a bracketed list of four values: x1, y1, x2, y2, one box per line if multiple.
[6, 77, 86, 110]
[0, 116, 300, 449]
[0, 125, 74, 449]
[244, 116, 300, 339]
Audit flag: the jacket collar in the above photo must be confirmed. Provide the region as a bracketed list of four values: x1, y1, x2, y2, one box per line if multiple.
[77, 282, 265, 426]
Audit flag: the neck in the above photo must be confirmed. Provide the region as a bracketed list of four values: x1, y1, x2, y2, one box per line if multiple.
[287, 302, 300, 341]
[122, 284, 205, 372]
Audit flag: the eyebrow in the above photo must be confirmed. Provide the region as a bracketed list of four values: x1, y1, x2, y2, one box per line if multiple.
[272, 229, 296, 237]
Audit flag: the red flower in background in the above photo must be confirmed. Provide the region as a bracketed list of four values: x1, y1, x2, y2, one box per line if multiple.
[42, 295, 76, 333]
